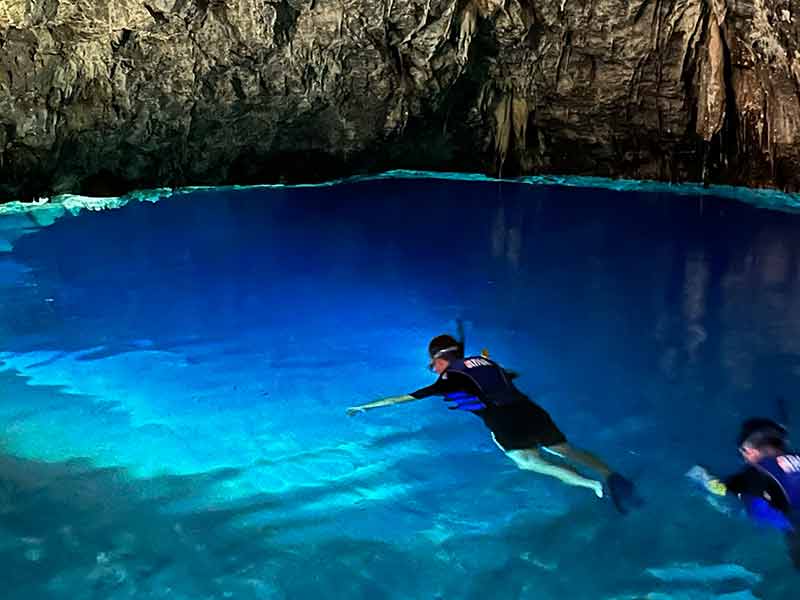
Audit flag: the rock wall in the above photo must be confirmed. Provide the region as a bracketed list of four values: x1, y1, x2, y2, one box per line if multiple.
[1, 0, 799, 199]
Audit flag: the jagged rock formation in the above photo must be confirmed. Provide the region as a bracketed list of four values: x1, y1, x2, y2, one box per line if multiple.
[1, 0, 799, 200]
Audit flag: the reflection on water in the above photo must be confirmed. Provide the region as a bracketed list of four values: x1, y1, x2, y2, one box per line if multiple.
[488, 190, 800, 405]
[3, 180, 800, 597]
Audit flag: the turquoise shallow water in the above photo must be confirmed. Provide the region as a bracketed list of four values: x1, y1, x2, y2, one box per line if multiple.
[1, 176, 800, 598]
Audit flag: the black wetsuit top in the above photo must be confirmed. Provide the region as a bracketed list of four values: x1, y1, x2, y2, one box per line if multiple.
[725, 467, 790, 513]
[409, 365, 566, 450]
[725, 463, 800, 568]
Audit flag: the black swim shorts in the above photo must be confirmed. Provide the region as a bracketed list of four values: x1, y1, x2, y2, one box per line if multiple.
[480, 400, 567, 450]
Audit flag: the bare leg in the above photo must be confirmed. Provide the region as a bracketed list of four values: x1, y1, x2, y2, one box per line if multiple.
[545, 442, 613, 479]
[506, 448, 604, 498]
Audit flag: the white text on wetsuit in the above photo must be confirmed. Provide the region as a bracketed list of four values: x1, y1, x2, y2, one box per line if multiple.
[777, 455, 800, 473]
[463, 358, 491, 368]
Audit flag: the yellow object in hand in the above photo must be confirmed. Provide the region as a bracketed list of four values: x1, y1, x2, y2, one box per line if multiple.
[707, 479, 727, 496]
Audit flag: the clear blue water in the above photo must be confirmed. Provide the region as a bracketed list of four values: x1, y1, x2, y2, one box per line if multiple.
[1, 177, 800, 598]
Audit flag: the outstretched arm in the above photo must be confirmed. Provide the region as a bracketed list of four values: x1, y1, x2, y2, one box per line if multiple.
[347, 379, 444, 416]
[346, 395, 419, 416]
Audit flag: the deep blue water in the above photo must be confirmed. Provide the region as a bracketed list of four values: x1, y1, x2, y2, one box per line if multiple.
[2, 178, 800, 598]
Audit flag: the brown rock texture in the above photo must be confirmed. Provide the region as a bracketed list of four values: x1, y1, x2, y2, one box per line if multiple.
[1, 0, 799, 200]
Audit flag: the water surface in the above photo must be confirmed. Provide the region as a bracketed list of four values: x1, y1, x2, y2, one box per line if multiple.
[1, 178, 799, 598]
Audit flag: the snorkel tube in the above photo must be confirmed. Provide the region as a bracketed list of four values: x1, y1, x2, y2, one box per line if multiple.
[777, 396, 790, 432]
[456, 319, 465, 357]
[454, 319, 491, 359]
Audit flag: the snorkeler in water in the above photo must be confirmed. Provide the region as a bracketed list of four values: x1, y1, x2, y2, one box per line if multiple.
[347, 325, 641, 513]
[689, 418, 800, 569]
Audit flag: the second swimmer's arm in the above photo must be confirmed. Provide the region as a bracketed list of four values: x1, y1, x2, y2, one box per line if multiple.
[346, 395, 418, 416]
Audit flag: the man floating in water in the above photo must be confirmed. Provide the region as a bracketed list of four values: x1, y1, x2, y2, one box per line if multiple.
[689, 418, 800, 569]
[347, 329, 640, 513]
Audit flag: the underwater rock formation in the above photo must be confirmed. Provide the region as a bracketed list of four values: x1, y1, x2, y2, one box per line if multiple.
[1, 0, 799, 199]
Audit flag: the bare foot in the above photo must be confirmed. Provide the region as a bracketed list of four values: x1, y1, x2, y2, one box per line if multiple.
[592, 481, 604, 498]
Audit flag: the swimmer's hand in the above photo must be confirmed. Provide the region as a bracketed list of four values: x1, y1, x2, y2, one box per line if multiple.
[346, 406, 366, 417]
[686, 465, 727, 496]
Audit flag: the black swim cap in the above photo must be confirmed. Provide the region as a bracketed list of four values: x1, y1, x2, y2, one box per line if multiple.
[737, 418, 788, 450]
[428, 334, 463, 360]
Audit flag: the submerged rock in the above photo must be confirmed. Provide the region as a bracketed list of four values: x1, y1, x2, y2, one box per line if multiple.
[646, 561, 762, 585]
[1, 0, 799, 199]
